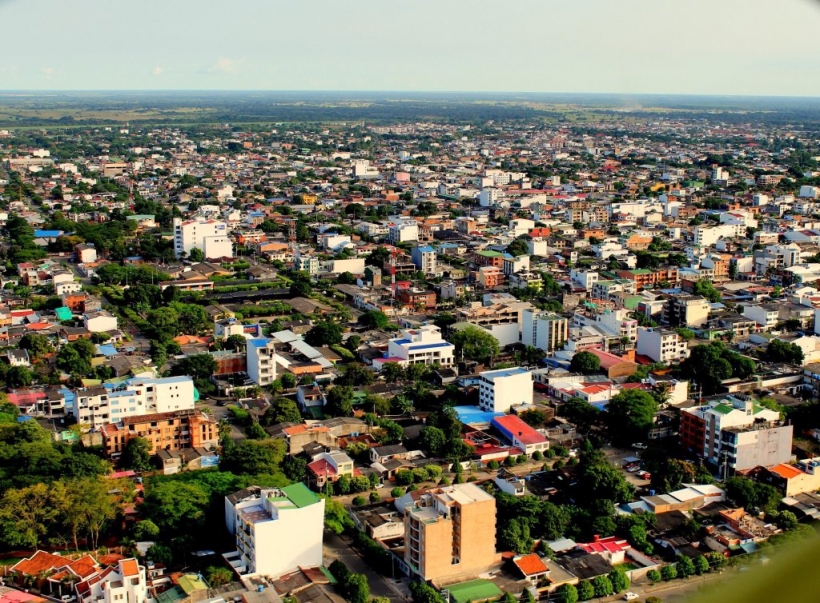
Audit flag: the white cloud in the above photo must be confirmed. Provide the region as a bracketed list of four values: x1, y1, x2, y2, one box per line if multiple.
[205, 58, 237, 74]
[152, 66, 163, 76]
[40, 67, 55, 78]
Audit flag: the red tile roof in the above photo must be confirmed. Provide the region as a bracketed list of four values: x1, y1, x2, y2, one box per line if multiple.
[513, 553, 549, 576]
[492, 415, 547, 446]
[578, 535, 630, 556]
[11, 550, 69, 575]
[120, 559, 139, 578]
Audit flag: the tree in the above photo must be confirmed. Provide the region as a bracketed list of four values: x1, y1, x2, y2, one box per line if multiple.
[305, 321, 344, 346]
[570, 351, 601, 375]
[591, 575, 613, 598]
[576, 450, 635, 504]
[245, 422, 267, 439]
[263, 397, 302, 425]
[335, 364, 375, 387]
[647, 569, 661, 583]
[220, 439, 286, 476]
[0, 483, 57, 548]
[6, 365, 33, 387]
[576, 580, 595, 601]
[358, 310, 390, 330]
[409, 581, 445, 603]
[133, 519, 160, 540]
[680, 341, 753, 395]
[419, 426, 447, 456]
[676, 554, 695, 578]
[766, 339, 805, 365]
[146, 306, 181, 340]
[140, 481, 210, 538]
[325, 385, 354, 417]
[120, 437, 152, 471]
[189, 247, 205, 263]
[280, 372, 297, 389]
[226, 334, 248, 352]
[604, 389, 658, 445]
[661, 564, 678, 581]
[560, 397, 600, 432]
[205, 566, 233, 587]
[609, 570, 629, 593]
[449, 325, 500, 364]
[693, 279, 721, 303]
[506, 237, 530, 257]
[693, 555, 710, 575]
[498, 517, 533, 553]
[366, 246, 391, 268]
[19, 334, 51, 359]
[556, 584, 578, 603]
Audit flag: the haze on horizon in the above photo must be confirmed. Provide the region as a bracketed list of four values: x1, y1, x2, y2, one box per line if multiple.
[1, 0, 820, 97]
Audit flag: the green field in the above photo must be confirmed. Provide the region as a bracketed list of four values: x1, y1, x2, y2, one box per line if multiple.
[445, 579, 503, 603]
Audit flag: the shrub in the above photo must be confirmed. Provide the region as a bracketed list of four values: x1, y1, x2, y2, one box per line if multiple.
[646, 598, 663, 603]
[516, 454, 528, 464]
[390, 487, 404, 498]
[488, 460, 500, 470]
[352, 495, 366, 506]
[646, 569, 661, 583]
[369, 491, 380, 504]
[532, 450, 543, 461]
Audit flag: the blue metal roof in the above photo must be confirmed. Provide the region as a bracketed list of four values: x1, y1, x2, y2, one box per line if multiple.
[34, 229, 63, 238]
[406, 342, 453, 351]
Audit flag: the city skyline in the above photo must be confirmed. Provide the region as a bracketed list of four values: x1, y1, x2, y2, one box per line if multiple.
[1, 0, 820, 96]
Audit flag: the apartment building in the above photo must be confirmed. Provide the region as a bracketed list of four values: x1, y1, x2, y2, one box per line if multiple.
[386, 325, 455, 367]
[681, 396, 788, 473]
[403, 484, 496, 582]
[70, 376, 196, 428]
[173, 216, 234, 259]
[664, 294, 711, 328]
[477, 265, 504, 288]
[307, 450, 355, 490]
[225, 484, 325, 578]
[388, 221, 419, 244]
[101, 409, 218, 457]
[246, 337, 280, 386]
[521, 309, 569, 352]
[478, 367, 533, 413]
[743, 304, 780, 330]
[636, 327, 690, 363]
[411, 245, 437, 274]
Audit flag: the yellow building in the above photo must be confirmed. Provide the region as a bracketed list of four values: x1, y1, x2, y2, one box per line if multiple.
[301, 193, 318, 205]
[404, 484, 497, 583]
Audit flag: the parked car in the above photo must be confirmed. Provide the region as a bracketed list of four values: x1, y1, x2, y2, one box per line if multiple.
[632, 442, 648, 450]
[623, 593, 639, 601]
[637, 470, 651, 479]
[627, 464, 641, 473]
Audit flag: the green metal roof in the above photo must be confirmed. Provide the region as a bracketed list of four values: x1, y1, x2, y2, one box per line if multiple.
[282, 482, 320, 508]
[712, 403, 734, 415]
[177, 575, 208, 595]
[476, 250, 504, 257]
[55, 306, 73, 321]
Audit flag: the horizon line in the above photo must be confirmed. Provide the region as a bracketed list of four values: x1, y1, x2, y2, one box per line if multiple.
[1, 89, 820, 101]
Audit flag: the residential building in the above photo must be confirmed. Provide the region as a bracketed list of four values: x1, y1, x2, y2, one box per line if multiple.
[224, 484, 325, 578]
[664, 294, 711, 328]
[743, 304, 779, 330]
[173, 216, 233, 259]
[246, 337, 280, 386]
[83, 311, 118, 333]
[411, 245, 437, 274]
[521, 309, 569, 352]
[680, 396, 786, 472]
[388, 221, 419, 244]
[307, 450, 355, 490]
[636, 328, 690, 363]
[403, 484, 496, 582]
[385, 325, 455, 367]
[478, 367, 533, 413]
[101, 409, 218, 457]
[491, 414, 548, 456]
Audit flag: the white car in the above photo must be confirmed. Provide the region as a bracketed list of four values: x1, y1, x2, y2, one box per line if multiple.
[623, 593, 639, 601]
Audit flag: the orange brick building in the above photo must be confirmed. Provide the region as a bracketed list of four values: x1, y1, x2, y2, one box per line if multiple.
[101, 410, 218, 457]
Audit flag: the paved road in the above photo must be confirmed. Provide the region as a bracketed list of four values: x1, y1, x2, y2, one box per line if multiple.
[323, 532, 410, 602]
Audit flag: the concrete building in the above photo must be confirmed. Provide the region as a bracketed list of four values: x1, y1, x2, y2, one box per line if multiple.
[388, 221, 419, 244]
[101, 409, 218, 457]
[225, 484, 325, 578]
[491, 414, 549, 456]
[173, 216, 233, 259]
[403, 484, 496, 582]
[83, 310, 118, 333]
[70, 376, 196, 428]
[521, 309, 569, 352]
[743, 304, 779, 330]
[246, 337, 280, 386]
[411, 245, 437, 274]
[664, 294, 710, 328]
[386, 325, 455, 367]
[680, 396, 786, 473]
[636, 328, 690, 363]
[478, 367, 533, 413]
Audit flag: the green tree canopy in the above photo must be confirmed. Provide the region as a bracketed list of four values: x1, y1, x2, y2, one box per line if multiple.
[570, 351, 601, 375]
[449, 325, 500, 364]
[604, 389, 658, 445]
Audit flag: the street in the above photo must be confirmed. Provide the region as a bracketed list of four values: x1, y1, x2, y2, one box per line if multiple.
[323, 532, 411, 601]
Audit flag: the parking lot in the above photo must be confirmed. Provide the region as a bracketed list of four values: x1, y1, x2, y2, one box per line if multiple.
[196, 397, 247, 441]
[604, 445, 652, 488]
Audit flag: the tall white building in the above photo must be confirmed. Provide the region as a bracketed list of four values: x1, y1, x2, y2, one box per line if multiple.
[477, 367, 533, 413]
[411, 245, 437, 274]
[521, 309, 568, 352]
[173, 217, 233, 259]
[71, 376, 196, 428]
[636, 328, 690, 363]
[388, 221, 419, 244]
[386, 325, 454, 367]
[224, 484, 325, 578]
[246, 337, 279, 386]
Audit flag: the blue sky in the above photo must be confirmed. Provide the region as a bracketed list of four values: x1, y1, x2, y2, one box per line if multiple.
[1, 0, 820, 95]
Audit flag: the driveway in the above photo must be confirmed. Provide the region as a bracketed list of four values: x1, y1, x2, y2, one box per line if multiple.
[323, 532, 411, 601]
